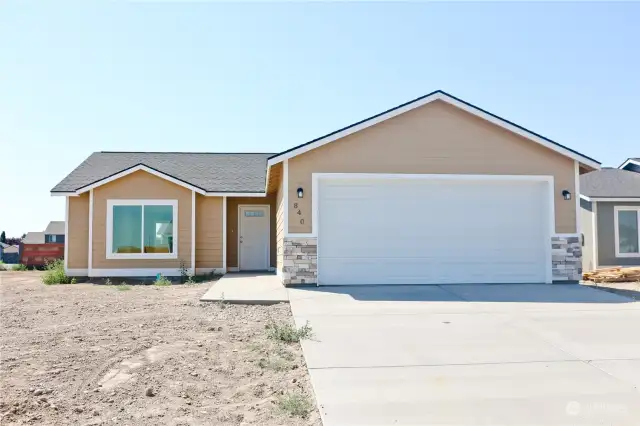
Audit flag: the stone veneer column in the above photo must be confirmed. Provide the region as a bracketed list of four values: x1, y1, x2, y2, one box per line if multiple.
[282, 237, 317, 286]
[551, 235, 582, 282]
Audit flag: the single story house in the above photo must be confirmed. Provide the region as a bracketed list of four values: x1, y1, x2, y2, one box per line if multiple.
[580, 167, 640, 272]
[52, 90, 600, 285]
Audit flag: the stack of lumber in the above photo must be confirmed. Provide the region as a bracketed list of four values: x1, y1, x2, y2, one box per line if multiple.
[583, 267, 640, 283]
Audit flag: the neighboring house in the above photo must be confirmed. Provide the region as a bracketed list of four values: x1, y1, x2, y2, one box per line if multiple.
[21, 223, 65, 267]
[580, 167, 640, 272]
[0, 243, 20, 264]
[44, 221, 65, 243]
[22, 232, 45, 244]
[51, 90, 600, 284]
[619, 158, 640, 173]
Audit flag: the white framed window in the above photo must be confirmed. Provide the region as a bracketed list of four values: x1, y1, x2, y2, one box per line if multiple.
[106, 200, 178, 259]
[50, 235, 57, 243]
[614, 206, 640, 258]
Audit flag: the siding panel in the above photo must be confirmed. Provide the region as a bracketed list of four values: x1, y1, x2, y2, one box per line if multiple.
[68, 194, 89, 269]
[287, 100, 576, 234]
[195, 195, 223, 268]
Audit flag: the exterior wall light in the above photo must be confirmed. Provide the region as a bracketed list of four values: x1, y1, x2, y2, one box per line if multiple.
[297, 187, 304, 198]
[562, 190, 572, 200]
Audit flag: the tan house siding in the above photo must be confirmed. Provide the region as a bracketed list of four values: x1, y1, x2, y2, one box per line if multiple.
[195, 195, 223, 269]
[67, 193, 89, 269]
[287, 100, 576, 234]
[226, 196, 277, 269]
[92, 170, 193, 269]
[276, 172, 285, 272]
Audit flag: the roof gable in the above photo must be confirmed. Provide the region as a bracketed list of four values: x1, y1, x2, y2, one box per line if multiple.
[619, 158, 640, 173]
[267, 90, 600, 169]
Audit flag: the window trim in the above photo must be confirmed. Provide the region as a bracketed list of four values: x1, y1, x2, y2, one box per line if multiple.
[614, 206, 640, 258]
[106, 199, 179, 260]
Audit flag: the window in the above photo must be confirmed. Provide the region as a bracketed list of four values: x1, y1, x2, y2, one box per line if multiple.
[106, 200, 178, 259]
[244, 210, 265, 217]
[50, 235, 57, 243]
[615, 207, 640, 257]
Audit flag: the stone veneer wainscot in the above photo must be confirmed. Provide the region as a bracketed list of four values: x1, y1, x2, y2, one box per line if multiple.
[282, 237, 317, 286]
[552, 235, 582, 282]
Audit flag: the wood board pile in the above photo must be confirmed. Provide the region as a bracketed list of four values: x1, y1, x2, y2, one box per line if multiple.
[583, 267, 640, 283]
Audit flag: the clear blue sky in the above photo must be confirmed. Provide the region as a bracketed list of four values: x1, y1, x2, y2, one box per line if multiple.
[1, 2, 638, 237]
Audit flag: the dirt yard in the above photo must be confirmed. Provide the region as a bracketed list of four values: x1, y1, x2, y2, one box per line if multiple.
[0, 272, 321, 426]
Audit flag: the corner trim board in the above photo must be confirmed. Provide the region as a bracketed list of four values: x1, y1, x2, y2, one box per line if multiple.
[574, 160, 580, 235]
[64, 196, 69, 272]
[222, 196, 227, 270]
[283, 160, 289, 236]
[592, 201, 598, 269]
[191, 191, 196, 274]
[88, 189, 93, 277]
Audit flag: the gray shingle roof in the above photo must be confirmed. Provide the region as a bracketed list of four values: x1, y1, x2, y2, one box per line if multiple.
[44, 221, 65, 235]
[51, 152, 275, 193]
[580, 168, 640, 198]
[23, 232, 45, 244]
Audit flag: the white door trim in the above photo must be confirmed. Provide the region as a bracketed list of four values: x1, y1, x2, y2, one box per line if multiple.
[238, 204, 271, 271]
[312, 173, 555, 285]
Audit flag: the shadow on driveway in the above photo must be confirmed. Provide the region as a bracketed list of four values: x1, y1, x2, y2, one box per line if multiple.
[289, 283, 635, 304]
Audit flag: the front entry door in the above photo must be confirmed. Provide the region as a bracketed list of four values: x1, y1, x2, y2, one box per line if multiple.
[239, 205, 270, 271]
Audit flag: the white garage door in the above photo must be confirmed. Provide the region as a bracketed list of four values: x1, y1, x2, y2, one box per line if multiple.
[317, 176, 551, 285]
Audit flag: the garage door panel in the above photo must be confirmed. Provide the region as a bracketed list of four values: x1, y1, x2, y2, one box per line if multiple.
[319, 258, 546, 285]
[317, 177, 549, 285]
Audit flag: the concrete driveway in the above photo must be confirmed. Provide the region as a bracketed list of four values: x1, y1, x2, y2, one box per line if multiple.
[288, 284, 640, 425]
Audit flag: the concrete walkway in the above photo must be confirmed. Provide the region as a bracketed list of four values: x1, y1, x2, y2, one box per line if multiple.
[289, 284, 640, 425]
[199, 273, 288, 305]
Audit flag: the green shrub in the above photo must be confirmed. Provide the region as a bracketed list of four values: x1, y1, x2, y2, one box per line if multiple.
[276, 392, 313, 418]
[153, 275, 172, 286]
[115, 283, 131, 291]
[266, 321, 313, 343]
[41, 259, 72, 285]
[12, 264, 28, 271]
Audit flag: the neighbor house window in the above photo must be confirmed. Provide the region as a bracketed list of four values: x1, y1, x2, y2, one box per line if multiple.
[615, 207, 640, 257]
[106, 200, 178, 259]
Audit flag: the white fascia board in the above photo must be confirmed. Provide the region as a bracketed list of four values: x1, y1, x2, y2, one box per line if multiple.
[266, 92, 601, 170]
[51, 192, 78, 197]
[619, 159, 640, 170]
[205, 192, 267, 197]
[76, 165, 207, 195]
[585, 197, 640, 202]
